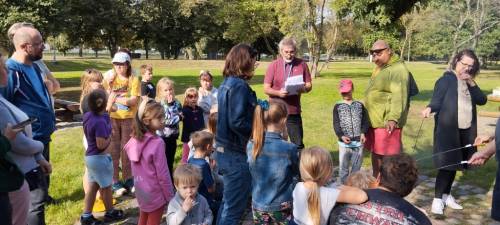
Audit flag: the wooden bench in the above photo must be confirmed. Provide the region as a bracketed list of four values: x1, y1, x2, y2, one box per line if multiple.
[54, 99, 80, 122]
[478, 95, 500, 118]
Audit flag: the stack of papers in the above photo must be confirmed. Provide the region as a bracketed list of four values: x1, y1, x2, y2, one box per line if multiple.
[284, 75, 304, 95]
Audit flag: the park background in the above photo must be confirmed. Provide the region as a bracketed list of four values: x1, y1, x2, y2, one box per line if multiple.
[1, 0, 500, 224]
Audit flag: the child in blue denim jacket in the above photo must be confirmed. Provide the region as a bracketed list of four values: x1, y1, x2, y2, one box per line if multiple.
[247, 100, 299, 224]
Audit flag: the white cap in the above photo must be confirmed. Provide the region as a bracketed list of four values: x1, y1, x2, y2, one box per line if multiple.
[112, 52, 130, 63]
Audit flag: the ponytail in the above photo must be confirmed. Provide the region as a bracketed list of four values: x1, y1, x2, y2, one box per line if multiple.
[307, 182, 321, 225]
[252, 105, 265, 160]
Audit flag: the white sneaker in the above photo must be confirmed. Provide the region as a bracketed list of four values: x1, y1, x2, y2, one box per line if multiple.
[431, 198, 444, 215]
[113, 187, 127, 198]
[443, 194, 463, 210]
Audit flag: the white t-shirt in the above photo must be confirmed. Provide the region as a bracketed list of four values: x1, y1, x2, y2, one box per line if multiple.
[293, 182, 340, 225]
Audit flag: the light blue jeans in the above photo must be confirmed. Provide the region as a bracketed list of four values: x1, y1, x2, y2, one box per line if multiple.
[338, 145, 363, 184]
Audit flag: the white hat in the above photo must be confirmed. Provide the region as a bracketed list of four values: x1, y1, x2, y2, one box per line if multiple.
[112, 52, 130, 63]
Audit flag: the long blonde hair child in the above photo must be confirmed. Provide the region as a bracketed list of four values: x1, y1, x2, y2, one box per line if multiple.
[80, 69, 104, 109]
[155, 78, 175, 102]
[297, 147, 368, 225]
[300, 147, 334, 225]
[251, 100, 287, 160]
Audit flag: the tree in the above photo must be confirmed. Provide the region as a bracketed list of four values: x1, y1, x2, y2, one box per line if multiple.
[213, 0, 280, 56]
[46, 33, 73, 56]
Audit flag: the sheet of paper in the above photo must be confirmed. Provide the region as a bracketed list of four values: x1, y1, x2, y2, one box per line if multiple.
[284, 75, 304, 95]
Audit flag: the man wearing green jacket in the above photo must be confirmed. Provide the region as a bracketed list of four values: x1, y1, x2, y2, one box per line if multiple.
[364, 40, 410, 177]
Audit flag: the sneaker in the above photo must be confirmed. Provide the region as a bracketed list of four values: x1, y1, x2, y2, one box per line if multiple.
[104, 209, 125, 222]
[112, 182, 127, 197]
[123, 178, 135, 194]
[431, 198, 444, 215]
[443, 194, 463, 210]
[80, 215, 103, 225]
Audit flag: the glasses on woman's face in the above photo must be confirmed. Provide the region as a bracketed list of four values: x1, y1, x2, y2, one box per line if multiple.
[459, 61, 474, 69]
[187, 94, 197, 99]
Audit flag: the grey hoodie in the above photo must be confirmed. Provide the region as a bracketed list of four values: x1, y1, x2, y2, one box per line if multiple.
[0, 96, 44, 173]
[166, 192, 213, 225]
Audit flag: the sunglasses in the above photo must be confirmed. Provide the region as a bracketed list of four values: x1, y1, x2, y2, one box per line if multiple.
[369, 48, 387, 56]
[187, 94, 198, 98]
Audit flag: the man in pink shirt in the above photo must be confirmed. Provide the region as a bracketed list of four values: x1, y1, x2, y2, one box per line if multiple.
[264, 37, 312, 150]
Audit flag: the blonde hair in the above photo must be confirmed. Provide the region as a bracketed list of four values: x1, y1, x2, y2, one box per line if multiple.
[182, 87, 198, 107]
[174, 164, 202, 188]
[345, 170, 377, 189]
[132, 99, 164, 140]
[80, 69, 104, 104]
[140, 64, 153, 75]
[207, 112, 218, 134]
[155, 77, 175, 102]
[299, 147, 334, 225]
[251, 100, 287, 160]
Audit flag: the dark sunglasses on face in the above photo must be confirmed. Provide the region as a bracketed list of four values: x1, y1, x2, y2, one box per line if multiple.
[187, 94, 197, 98]
[369, 48, 387, 56]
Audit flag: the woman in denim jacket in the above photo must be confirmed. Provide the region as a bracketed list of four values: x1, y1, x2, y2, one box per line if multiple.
[214, 44, 258, 225]
[247, 100, 299, 224]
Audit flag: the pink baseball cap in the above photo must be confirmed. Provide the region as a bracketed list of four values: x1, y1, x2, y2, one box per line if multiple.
[339, 79, 353, 93]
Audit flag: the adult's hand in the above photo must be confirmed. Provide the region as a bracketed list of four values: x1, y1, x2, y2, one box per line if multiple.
[2, 123, 23, 140]
[386, 120, 397, 133]
[360, 133, 366, 144]
[277, 89, 288, 98]
[421, 107, 432, 118]
[473, 135, 494, 146]
[38, 159, 52, 175]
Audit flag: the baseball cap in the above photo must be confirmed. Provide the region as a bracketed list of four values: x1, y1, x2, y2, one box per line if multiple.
[112, 52, 131, 64]
[339, 79, 353, 93]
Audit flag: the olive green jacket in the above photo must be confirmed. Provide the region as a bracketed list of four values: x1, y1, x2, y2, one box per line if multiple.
[364, 56, 410, 128]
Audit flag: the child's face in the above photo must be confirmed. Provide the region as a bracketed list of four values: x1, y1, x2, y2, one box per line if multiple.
[161, 85, 175, 101]
[146, 114, 165, 131]
[186, 93, 198, 108]
[143, 70, 153, 82]
[200, 76, 213, 91]
[113, 63, 128, 76]
[176, 182, 198, 199]
[89, 81, 103, 91]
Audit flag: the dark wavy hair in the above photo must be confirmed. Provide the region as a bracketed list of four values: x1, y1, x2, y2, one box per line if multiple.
[379, 153, 419, 197]
[450, 49, 480, 77]
[222, 44, 258, 80]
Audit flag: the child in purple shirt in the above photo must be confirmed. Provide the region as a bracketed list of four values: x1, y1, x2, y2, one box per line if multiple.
[81, 89, 123, 224]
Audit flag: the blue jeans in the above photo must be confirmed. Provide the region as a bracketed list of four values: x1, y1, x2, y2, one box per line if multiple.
[214, 149, 251, 225]
[492, 160, 500, 221]
[338, 145, 363, 184]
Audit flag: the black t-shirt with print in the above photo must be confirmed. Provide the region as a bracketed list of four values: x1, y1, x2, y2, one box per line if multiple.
[329, 189, 431, 225]
[141, 81, 156, 99]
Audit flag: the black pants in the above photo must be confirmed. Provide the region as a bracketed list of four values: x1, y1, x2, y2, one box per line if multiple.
[42, 143, 50, 187]
[435, 128, 473, 198]
[0, 192, 12, 225]
[28, 167, 48, 225]
[286, 114, 304, 150]
[162, 135, 178, 182]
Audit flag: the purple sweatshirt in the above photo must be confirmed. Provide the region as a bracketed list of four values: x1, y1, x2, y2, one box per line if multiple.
[124, 132, 174, 212]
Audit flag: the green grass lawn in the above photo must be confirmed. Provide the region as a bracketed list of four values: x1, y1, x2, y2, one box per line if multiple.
[46, 59, 500, 224]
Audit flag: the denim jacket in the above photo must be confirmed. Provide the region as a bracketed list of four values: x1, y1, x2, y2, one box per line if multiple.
[216, 76, 256, 153]
[247, 132, 299, 211]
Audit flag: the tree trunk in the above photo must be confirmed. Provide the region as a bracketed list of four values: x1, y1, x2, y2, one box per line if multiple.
[94, 50, 98, 58]
[79, 45, 83, 57]
[144, 38, 149, 59]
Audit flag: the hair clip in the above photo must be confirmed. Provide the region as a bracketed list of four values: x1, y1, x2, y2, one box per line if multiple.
[257, 99, 269, 111]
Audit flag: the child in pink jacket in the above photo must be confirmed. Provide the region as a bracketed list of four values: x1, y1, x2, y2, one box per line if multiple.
[125, 99, 174, 225]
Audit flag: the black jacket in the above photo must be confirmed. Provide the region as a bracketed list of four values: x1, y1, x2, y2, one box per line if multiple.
[428, 71, 487, 170]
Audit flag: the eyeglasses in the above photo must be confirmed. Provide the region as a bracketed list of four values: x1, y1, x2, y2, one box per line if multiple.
[187, 94, 197, 98]
[28, 42, 44, 49]
[369, 48, 387, 56]
[459, 61, 474, 69]
[283, 50, 295, 54]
